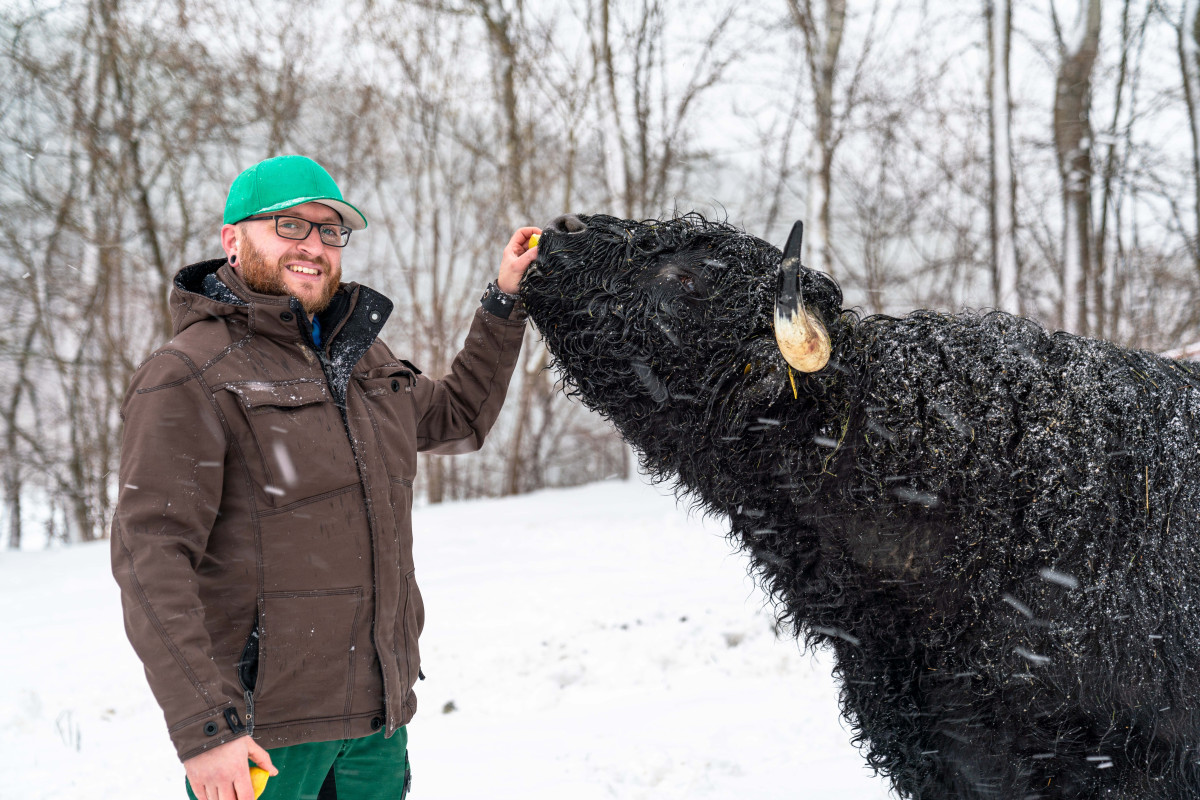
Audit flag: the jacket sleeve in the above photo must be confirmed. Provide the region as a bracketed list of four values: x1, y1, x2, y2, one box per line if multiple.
[413, 304, 527, 455]
[110, 350, 247, 762]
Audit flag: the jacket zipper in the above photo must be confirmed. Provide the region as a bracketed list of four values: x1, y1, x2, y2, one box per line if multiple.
[237, 625, 259, 734]
[293, 294, 404, 733]
[242, 689, 256, 735]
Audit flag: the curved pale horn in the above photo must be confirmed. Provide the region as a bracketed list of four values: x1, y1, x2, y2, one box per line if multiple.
[773, 221, 831, 373]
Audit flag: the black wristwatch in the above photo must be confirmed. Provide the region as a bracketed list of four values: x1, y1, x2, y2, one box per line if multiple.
[480, 281, 521, 319]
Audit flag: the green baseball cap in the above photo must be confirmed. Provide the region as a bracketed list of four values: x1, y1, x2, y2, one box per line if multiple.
[224, 155, 368, 230]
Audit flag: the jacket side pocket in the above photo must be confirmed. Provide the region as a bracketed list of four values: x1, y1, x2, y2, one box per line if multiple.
[254, 588, 364, 727]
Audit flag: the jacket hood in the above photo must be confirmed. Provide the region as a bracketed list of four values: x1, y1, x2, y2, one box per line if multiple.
[170, 259, 262, 336]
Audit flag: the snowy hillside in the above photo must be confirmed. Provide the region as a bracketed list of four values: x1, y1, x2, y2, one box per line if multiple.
[0, 478, 894, 799]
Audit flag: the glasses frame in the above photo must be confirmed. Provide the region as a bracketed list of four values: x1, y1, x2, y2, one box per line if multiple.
[245, 215, 352, 248]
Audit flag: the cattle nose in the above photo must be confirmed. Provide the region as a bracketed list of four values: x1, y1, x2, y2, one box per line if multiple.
[544, 214, 587, 234]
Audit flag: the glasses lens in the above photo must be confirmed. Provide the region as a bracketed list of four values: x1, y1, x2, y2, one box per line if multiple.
[318, 224, 351, 247]
[275, 217, 311, 241]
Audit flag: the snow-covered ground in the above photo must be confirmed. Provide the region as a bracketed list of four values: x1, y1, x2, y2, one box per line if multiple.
[0, 478, 894, 799]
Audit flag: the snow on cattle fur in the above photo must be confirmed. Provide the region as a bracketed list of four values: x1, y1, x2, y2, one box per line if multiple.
[522, 211, 1200, 800]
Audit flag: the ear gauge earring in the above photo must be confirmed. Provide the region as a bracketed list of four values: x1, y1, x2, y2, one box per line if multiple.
[229, 254, 237, 265]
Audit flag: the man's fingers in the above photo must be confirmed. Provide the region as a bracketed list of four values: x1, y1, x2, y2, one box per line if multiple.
[496, 225, 543, 293]
[195, 773, 243, 800]
[523, 227, 543, 251]
[246, 739, 278, 776]
[502, 248, 537, 284]
[188, 774, 218, 800]
[507, 227, 542, 253]
[227, 763, 257, 800]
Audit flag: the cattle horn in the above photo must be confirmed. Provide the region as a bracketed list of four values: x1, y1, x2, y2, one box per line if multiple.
[773, 221, 831, 373]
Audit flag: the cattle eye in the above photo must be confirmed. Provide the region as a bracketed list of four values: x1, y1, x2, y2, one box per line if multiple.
[644, 261, 705, 300]
[651, 264, 702, 292]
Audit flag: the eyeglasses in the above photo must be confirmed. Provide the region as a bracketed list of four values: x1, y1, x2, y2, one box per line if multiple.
[246, 215, 352, 247]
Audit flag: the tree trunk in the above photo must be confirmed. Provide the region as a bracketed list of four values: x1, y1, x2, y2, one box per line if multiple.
[1094, 0, 1137, 341]
[503, 336, 546, 497]
[1052, 0, 1101, 335]
[472, 0, 527, 220]
[2, 320, 39, 549]
[425, 456, 445, 505]
[788, 0, 846, 277]
[1179, 0, 1200, 282]
[987, 0, 1019, 314]
[592, 0, 632, 216]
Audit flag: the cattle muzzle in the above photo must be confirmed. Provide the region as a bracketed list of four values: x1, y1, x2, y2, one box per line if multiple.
[543, 213, 589, 235]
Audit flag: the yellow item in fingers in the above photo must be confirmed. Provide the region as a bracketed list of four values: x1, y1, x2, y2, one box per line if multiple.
[528, 234, 540, 249]
[250, 766, 270, 799]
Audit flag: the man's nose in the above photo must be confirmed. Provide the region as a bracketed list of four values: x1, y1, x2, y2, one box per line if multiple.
[295, 226, 326, 253]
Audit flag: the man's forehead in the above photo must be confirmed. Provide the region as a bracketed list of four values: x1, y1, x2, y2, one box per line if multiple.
[284, 201, 342, 223]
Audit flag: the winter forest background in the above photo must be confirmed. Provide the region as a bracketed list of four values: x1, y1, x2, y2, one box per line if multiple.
[3, 0, 1198, 548]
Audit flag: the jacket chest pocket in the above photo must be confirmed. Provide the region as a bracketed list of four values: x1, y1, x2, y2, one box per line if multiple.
[224, 380, 357, 506]
[354, 367, 419, 482]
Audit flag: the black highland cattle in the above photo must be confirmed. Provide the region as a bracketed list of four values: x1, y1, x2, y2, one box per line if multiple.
[521, 212, 1200, 800]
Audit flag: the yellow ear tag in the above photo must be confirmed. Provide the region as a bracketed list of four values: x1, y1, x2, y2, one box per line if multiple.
[528, 234, 540, 249]
[250, 766, 270, 799]
[788, 366, 798, 399]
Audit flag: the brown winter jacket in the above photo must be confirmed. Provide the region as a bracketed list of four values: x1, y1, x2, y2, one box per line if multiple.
[111, 259, 525, 762]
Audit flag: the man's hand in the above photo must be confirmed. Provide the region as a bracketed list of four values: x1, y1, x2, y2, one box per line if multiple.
[184, 735, 277, 800]
[497, 226, 542, 295]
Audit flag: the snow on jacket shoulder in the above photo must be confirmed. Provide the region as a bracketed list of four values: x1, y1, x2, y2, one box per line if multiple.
[111, 259, 525, 761]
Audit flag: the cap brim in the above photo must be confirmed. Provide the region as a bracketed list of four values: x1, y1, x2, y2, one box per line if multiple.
[257, 196, 368, 230]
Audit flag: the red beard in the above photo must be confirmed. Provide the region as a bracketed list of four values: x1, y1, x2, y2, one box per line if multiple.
[237, 238, 341, 314]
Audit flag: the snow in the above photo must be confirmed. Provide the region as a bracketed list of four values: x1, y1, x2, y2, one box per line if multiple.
[0, 478, 893, 799]
[1162, 339, 1200, 361]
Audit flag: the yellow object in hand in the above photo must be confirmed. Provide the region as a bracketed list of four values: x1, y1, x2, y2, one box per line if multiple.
[528, 234, 540, 249]
[250, 766, 270, 799]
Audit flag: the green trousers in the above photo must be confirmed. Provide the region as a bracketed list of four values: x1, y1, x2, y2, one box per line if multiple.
[186, 727, 410, 800]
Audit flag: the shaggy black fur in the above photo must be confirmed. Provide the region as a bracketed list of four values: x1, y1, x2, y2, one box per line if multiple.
[521, 212, 1200, 800]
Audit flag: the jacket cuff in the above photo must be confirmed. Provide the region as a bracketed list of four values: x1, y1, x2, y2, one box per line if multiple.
[170, 702, 249, 763]
[480, 282, 524, 320]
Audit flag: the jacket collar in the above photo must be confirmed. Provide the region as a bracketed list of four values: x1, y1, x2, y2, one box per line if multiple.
[169, 258, 393, 355]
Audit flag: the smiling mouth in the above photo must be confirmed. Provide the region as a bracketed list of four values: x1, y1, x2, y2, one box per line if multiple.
[288, 265, 321, 276]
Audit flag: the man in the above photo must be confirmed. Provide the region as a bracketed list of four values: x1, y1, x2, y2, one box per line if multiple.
[111, 155, 538, 799]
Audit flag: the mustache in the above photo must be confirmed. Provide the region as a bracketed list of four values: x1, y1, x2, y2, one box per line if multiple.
[279, 250, 333, 272]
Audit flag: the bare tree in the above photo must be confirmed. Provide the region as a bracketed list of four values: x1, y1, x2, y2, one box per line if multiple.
[786, 0, 846, 276]
[986, 0, 1019, 313]
[589, 0, 740, 218]
[0, 0, 275, 543]
[7, 0, 1200, 546]
[1051, 0, 1102, 334]
[1092, 0, 1144, 342]
[1174, 0, 1200, 281]
[776, 0, 893, 279]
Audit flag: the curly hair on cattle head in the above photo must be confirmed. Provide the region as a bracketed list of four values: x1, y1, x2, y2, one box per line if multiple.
[521, 211, 1200, 800]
